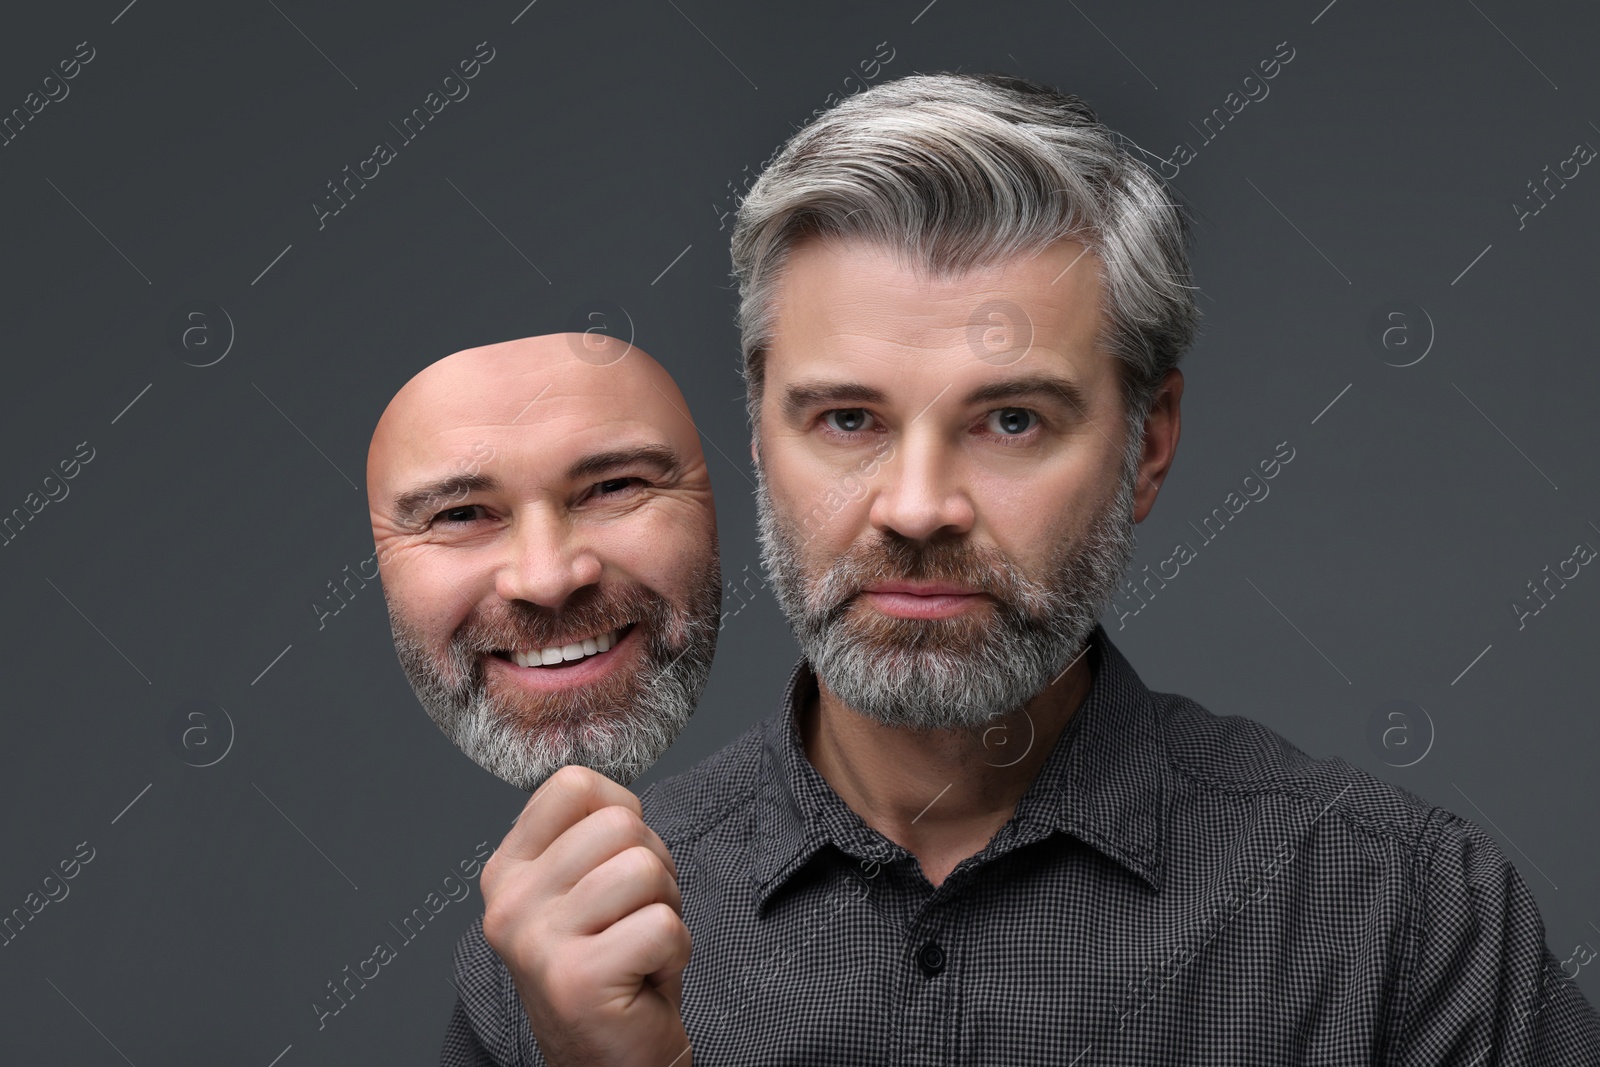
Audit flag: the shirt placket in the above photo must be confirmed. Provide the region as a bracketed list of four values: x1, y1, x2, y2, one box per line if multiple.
[893, 871, 966, 1067]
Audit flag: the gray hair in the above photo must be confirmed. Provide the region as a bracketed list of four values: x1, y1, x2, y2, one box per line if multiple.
[729, 71, 1199, 461]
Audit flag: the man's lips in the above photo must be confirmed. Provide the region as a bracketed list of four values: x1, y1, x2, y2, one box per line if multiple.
[859, 583, 986, 619]
[864, 582, 982, 596]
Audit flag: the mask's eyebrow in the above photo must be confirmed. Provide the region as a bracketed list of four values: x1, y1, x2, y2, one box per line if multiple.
[391, 473, 499, 526]
[565, 444, 682, 482]
[779, 381, 889, 424]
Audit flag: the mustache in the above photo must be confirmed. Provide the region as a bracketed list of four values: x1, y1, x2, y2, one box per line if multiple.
[451, 585, 668, 653]
[815, 533, 1040, 618]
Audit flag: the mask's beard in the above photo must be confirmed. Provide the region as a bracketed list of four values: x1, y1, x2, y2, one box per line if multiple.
[755, 447, 1139, 730]
[388, 554, 721, 790]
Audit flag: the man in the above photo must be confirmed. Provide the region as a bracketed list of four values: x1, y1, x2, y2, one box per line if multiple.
[367, 332, 722, 791]
[445, 75, 1600, 1065]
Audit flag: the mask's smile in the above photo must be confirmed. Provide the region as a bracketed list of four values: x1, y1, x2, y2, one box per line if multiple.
[484, 622, 640, 691]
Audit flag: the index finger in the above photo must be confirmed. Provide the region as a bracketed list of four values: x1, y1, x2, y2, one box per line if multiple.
[497, 765, 643, 865]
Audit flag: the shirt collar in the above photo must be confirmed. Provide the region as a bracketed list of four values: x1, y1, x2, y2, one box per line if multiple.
[751, 624, 1167, 906]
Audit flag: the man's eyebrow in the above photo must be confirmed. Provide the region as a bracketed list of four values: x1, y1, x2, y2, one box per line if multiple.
[565, 444, 682, 482]
[964, 374, 1091, 417]
[779, 381, 890, 423]
[392, 473, 499, 525]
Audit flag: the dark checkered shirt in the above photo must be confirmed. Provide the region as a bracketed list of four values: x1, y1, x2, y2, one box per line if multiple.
[440, 624, 1600, 1065]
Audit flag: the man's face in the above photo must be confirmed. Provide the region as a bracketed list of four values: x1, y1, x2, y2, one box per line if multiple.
[754, 236, 1159, 729]
[368, 336, 720, 789]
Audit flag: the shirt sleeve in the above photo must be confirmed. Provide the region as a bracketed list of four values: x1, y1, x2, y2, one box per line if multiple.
[440, 914, 547, 1067]
[1395, 807, 1600, 1065]
[443, 780, 666, 1066]
[441, 780, 665, 1062]
[440, 993, 501, 1067]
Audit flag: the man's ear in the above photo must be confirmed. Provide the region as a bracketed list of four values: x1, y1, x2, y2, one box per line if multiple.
[1132, 368, 1183, 524]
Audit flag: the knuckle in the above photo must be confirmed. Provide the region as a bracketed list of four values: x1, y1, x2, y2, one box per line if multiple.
[481, 898, 516, 951]
[618, 843, 665, 882]
[481, 884, 548, 957]
[642, 900, 687, 939]
[594, 802, 646, 841]
[480, 851, 506, 891]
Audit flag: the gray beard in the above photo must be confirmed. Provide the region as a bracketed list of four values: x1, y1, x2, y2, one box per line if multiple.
[387, 558, 721, 791]
[755, 447, 1139, 731]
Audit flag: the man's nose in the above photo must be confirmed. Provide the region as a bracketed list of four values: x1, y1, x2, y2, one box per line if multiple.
[493, 509, 603, 607]
[866, 428, 976, 542]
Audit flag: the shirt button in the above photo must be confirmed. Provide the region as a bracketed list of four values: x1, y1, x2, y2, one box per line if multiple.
[917, 941, 946, 977]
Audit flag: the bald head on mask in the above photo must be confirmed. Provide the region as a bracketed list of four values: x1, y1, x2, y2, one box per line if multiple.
[366, 333, 721, 790]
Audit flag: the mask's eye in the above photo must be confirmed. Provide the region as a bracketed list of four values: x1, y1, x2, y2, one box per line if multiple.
[433, 504, 483, 525]
[986, 408, 1038, 436]
[822, 409, 874, 433]
[593, 476, 645, 498]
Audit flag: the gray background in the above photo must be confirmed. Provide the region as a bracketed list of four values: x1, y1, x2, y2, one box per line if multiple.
[2, 0, 1596, 1062]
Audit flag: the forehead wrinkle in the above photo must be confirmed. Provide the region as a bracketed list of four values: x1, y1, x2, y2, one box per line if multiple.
[767, 257, 1109, 422]
[525, 389, 704, 478]
[368, 335, 709, 507]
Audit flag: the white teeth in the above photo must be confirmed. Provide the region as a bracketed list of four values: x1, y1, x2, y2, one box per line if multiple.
[507, 627, 624, 668]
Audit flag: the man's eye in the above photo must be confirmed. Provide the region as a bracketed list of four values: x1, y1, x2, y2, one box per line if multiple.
[593, 477, 645, 498]
[986, 408, 1039, 436]
[823, 409, 874, 433]
[433, 504, 483, 524]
